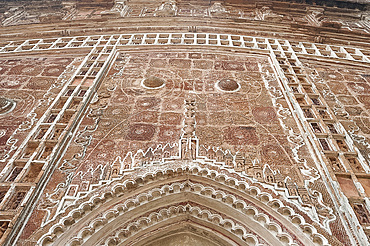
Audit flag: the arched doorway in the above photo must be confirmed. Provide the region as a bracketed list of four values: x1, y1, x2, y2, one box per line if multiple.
[39, 164, 328, 246]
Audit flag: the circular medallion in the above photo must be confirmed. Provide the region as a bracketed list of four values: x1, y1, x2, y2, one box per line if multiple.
[0, 97, 16, 115]
[141, 76, 166, 89]
[216, 78, 240, 92]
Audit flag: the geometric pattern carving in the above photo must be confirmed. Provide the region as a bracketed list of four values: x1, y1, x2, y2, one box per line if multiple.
[0, 10, 370, 244]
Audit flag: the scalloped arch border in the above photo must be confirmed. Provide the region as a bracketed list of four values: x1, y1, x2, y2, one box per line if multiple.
[39, 165, 329, 246]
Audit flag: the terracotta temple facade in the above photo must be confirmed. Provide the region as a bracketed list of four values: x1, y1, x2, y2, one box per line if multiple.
[0, 0, 370, 245]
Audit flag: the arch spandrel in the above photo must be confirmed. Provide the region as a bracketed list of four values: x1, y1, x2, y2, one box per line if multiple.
[37, 164, 329, 246]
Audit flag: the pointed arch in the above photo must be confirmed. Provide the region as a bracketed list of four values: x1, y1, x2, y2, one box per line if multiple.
[38, 164, 329, 246]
